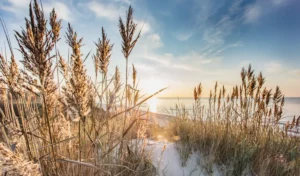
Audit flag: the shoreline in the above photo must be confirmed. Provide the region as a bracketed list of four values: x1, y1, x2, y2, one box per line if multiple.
[138, 110, 175, 126]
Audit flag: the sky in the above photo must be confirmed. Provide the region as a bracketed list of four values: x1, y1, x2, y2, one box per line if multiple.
[0, 0, 300, 97]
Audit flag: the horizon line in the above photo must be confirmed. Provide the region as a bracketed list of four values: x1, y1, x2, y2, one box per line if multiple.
[157, 96, 300, 99]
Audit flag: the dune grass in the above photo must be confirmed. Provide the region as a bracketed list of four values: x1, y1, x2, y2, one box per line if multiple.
[0, 0, 162, 175]
[1, 1, 300, 176]
[167, 65, 300, 176]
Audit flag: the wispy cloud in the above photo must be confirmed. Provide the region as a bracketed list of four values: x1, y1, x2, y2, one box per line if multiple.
[0, 0, 73, 22]
[0, 0, 30, 17]
[138, 49, 216, 72]
[265, 62, 283, 74]
[134, 63, 155, 71]
[88, 1, 119, 21]
[272, 0, 289, 5]
[244, 4, 261, 24]
[193, 0, 289, 57]
[44, 2, 72, 21]
[114, 0, 133, 5]
[196, 1, 245, 56]
[7, 0, 30, 8]
[147, 33, 163, 48]
[291, 69, 300, 75]
[135, 20, 151, 35]
[172, 64, 196, 71]
[214, 42, 243, 55]
[175, 31, 194, 41]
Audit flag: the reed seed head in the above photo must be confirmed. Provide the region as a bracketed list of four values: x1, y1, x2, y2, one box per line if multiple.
[119, 6, 141, 59]
[50, 8, 62, 43]
[95, 27, 113, 75]
[194, 87, 197, 101]
[15, 0, 57, 115]
[273, 86, 283, 104]
[114, 66, 121, 93]
[63, 24, 90, 119]
[133, 64, 137, 86]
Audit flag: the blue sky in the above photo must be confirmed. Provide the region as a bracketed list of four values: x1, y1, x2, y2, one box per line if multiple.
[0, 0, 300, 97]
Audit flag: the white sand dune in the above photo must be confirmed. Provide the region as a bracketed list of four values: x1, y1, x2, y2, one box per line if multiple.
[146, 140, 221, 176]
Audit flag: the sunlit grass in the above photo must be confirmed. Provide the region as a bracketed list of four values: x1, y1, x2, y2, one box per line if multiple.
[166, 65, 300, 176]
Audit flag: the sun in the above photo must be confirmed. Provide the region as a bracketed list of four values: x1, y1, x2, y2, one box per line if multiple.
[140, 78, 164, 113]
[148, 97, 157, 113]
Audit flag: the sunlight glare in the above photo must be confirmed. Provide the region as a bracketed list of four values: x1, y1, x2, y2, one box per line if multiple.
[149, 97, 157, 113]
[142, 78, 163, 95]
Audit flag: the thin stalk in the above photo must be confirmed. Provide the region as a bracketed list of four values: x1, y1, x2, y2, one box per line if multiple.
[78, 120, 81, 175]
[94, 71, 98, 169]
[103, 73, 110, 150]
[55, 43, 60, 95]
[16, 98, 33, 160]
[120, 57, 128, 156]
[42, 94, 57, 175]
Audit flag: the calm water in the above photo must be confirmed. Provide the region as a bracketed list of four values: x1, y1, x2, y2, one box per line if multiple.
[142, 97, 300, 122]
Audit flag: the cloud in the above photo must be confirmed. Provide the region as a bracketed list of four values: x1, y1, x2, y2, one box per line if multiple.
[214, 42, 243, 55]
[0, 0, 30, 17]
[198, 1, 245, 56]
[134, 63, 155, 71]
[147, 33, 163, 48]
[142, 54, 170, 66]
[294, 70, 300, 75]
[272, 0, 288, 5]
[175, 31, 194, 41]
[139, 50, 215, 72]
[1, 0, 73, 22]
[88, 1, 119, 21]
[198, 59, 213, 64]
[265, 62, 283, 74]
[135, 20, 151, 35]
[244, 5, 262, 24]
[44, 2, 72, 21]
[7, 0, 30, 8]
[202, 0, 244, 44]
[172, 64, 196, 71]
[193, 0, 284, 57]
[114, 0, 133, 5]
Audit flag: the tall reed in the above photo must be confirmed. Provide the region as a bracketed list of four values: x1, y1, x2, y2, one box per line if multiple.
[118, 5, 141, 155]
[0, 1, 159, 175]
[168, 65, 300, 176]
[14, 1, 58, 172]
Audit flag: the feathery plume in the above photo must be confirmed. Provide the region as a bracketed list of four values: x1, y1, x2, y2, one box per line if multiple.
[93, 54, 99, 78]
[50, 8, 61, 43]
[0, 55, 23, 97]
[132, 64, 137, 87]
[241, 67, 246, 85]
[248, 76, 256, 98]
[94, 27, 113, 75]
[273, 86, 283, 104]
[257, 72, 265, 89]
[197, 83, 202, 97]
[15, 0, 57, 113]
[134, 90, 139, 106]
[59, 54, 68, 78]
[247, 64, 254, 81]
[63, 23, 90, 120]
[114, 66, 121, 93]
[194, 87, 197, 101]
[119, 6, 141, 59]
[222, 85, 226, 98]
[266, 89, 272, 106]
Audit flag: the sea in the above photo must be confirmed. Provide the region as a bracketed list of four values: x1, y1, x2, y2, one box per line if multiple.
[141, 97, 300, 122]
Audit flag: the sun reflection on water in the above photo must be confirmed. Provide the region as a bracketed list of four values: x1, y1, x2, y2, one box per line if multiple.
[149, 97, 157, 113]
